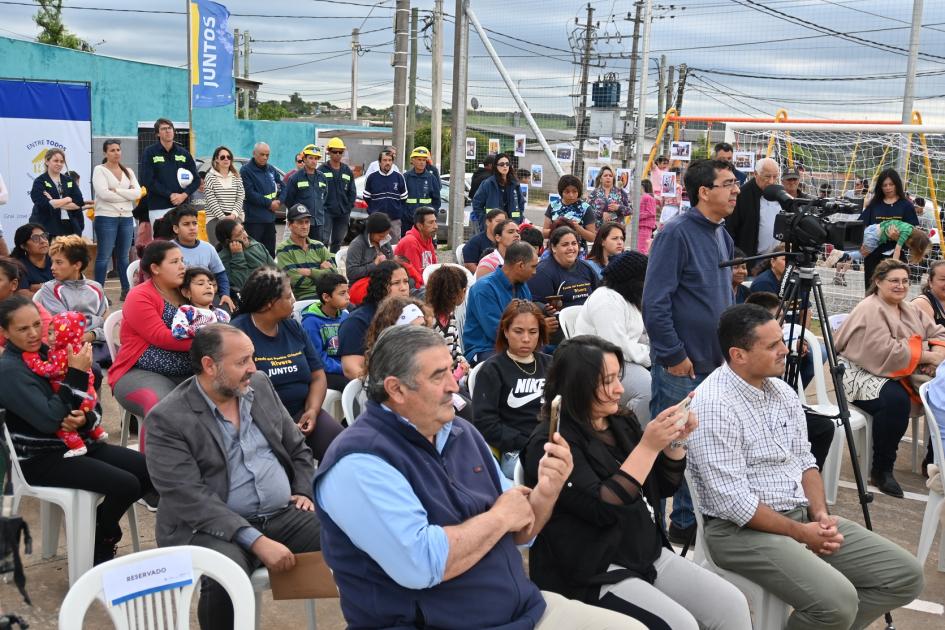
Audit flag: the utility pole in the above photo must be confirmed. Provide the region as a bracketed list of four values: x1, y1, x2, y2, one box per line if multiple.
[407, 7, 419, 153]
[243, 30, 250, 119]
[233, 28, 241, 119]
[392, 0, 410, 169]
[674, 64, 688, 113]
[630, 0, 653, 251]
[622, 2, 642, 168]
[899, 0, 923, 172]
[573, 4, 595, 183]
[449, 0, 470, 249]
[663, 64, 674, 156]
[431, 0, 444, 168]
[351, 28, 359, 121]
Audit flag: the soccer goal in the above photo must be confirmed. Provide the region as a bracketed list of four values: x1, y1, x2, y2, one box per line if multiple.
[725, 117, 945, 316]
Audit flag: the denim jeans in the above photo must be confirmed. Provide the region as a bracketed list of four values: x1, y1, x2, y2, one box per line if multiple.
[650, 361, 707, 530]
[93, 216, 135, 290]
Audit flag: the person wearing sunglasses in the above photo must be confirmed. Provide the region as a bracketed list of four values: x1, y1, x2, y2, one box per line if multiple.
[403, 146, 441, 238]
[472, 152, 525, 231]
[11, 223, 53, 294]
[203, 145, 245, 247]
[317, 137, 357, 252]
[283, 152, 305, 186]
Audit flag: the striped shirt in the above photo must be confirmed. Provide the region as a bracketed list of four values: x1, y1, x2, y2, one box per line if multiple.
[204, 169, 246, 220]
[687, 362, 817, 527]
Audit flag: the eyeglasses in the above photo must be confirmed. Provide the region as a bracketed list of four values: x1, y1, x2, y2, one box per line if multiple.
[496, 162, 510, 167]
[706, 180, 740, 190]
[884, 278, 910, 286]
[329, 149, 344, 155]
[296, 159, 303, 164]
[218, 155, 232, 161]
[30, 233, 50, 243]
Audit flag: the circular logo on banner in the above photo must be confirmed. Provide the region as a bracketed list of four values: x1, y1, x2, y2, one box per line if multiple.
[177, 168, 193, 189]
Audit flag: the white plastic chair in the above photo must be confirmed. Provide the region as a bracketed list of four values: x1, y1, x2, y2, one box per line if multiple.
[104, 310, 137, 448]
[422, 262, 476, 287]
[467, 362, 485, 399]
[59, 545, 255, 630]
[335, 246, 348, 276]
[784, 326, 868, 504]
[341, 378, 366, 425]
[126, 259, 140, 288]
[455, 243, 465, 266]
[250, 567, 317, 630]
[917, 382, 945, 572]
[557, 305, 582, 340]
[293, 299, 319, 323]
[686, 470, 792, 629]
[4, 423, 139, 586]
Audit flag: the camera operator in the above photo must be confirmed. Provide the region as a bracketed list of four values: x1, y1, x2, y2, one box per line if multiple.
[858, 169, 918, 291]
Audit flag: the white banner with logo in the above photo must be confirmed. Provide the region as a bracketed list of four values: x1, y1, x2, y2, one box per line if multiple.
[0, 80, 93, 240]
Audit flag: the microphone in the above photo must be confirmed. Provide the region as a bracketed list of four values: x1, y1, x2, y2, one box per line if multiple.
[763, 184, 794, 205]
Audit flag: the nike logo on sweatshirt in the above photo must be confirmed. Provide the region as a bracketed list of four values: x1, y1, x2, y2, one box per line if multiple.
[506, 378, 545, 409]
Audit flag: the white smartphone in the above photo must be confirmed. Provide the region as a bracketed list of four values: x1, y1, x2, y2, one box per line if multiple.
[674, 396, 692, 428]
[549, 395, 562, 440]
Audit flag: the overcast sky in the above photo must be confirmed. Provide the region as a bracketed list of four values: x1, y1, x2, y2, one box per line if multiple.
[1, 0, 944, 124]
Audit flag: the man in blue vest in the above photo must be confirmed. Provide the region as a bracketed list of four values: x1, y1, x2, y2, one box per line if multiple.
[317, 137, 357, 252]
[315, 326, 644, 629]
[281, 144, 327, 242]
[240, 142, 283, 256]
[403, 146, 441, 237]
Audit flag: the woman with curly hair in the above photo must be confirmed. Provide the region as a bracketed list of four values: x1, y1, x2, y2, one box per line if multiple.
[425, 265, 470, 376]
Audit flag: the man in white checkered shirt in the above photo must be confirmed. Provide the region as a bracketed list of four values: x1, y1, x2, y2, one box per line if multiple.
[688, 304, 923, 630]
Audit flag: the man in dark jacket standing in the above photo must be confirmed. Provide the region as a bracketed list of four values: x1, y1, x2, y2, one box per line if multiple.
[403, 146, 441, 237]
[468, 153, 495, 203]
[139, 118, 199, 224]
[643, 158, 738, 545]
[318, 137, 357, 252]
[240, 142, 283, 256]
[725, 157, 780, 259]
[282, 144, 327, 243]
[315, 326, 643, 629]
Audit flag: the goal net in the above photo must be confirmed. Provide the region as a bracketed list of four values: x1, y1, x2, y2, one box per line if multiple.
[725, 121, 945, 317]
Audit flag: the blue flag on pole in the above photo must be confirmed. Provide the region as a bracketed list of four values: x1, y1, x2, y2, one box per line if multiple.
[190, 0, 234, 108]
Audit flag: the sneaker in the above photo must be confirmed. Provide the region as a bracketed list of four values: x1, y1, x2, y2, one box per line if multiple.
[667, 522, 697, 546]
[137, 490, 160, 513]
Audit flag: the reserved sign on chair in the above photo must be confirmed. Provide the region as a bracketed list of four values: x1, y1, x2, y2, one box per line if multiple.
[101, 550, 194, 606]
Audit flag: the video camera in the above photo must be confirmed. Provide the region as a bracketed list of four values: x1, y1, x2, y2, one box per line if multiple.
[764, 184, 864, 251]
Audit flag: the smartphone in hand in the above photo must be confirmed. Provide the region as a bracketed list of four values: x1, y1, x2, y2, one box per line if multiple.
[549, 395, 562, 441]
[674, 395, 692, 428]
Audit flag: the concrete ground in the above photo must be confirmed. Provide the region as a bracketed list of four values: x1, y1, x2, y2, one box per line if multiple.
[3, 220, 944, 628]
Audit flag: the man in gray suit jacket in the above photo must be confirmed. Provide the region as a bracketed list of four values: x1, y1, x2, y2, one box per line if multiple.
[147, 324, 321, 630]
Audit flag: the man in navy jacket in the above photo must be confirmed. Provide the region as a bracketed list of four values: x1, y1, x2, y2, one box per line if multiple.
[240, 142, 283, 256]
[139, 118, 199, 224]
[317, 138, 357, 252]
[642, 158, 738, 545]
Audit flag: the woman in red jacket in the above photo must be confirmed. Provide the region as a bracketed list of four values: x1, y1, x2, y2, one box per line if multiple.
[110, 241, 191, 448]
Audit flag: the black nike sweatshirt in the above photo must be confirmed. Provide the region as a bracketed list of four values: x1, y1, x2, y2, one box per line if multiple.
[472, 351, 552, 454]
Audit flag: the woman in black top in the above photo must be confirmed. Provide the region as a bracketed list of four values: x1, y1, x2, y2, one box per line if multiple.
[29, 148, 85, 238]
[522, 336, 750, 629]
[472, 300, 550, 478]
[859, 168, 918, 290]
[913, 259, 945, 327]
[11, 223, 53, 294]
[0, 295, 152, 565]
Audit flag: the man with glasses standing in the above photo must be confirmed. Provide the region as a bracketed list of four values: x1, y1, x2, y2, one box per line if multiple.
[643, 159, 739, 546]
[283, 153, 304, 186]
[139, 118, 199, 225]
[403, 147, 441, 238]
[318, 138, 357, 253]
[726, 157, 780, 260]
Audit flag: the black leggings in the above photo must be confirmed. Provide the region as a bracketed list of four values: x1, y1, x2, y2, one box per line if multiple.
[853, 380, 912, 474]
[20, 442, 152, 540]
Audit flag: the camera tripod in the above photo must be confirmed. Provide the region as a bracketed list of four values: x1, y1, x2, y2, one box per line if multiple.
[733, 246, 895, 630]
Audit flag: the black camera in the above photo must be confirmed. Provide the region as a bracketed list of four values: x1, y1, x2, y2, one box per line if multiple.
[765, 185, 864, 251]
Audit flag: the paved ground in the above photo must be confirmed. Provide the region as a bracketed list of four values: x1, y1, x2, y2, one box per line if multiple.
[3, 227, 944, 628]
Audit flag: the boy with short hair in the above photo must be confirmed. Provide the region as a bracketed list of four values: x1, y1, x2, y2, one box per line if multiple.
[301, 272, 350, 391]
[35, 234, 109, 363]
[168, 205, 234, 310]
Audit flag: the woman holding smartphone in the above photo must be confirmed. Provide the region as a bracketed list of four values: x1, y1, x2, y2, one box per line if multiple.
[522, 336, 751, 629]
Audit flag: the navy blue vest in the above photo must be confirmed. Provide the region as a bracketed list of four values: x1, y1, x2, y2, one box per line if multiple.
[315, 401, 545, 629]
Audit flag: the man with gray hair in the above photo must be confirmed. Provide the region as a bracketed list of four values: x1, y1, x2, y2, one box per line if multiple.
[726, 156, 782, 258]
[315, 326, 644, 629]
[147, 324, 320, 630]
[240, 141, 283, 255]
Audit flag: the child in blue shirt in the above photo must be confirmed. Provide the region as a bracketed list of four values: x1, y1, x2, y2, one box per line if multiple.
[301, 272, 350, 391]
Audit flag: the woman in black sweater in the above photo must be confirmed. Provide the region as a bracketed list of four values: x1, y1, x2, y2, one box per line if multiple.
[522, 336, 751, 630]
[0, 295, 152, 565]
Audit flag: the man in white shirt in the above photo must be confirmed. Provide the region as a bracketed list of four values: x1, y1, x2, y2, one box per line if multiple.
[688, 303, 923, 630]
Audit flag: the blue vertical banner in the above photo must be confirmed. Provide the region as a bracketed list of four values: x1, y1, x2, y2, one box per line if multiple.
[190, 0, 234, 108]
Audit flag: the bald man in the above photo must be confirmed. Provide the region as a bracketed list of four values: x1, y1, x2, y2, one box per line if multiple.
[725, 157, 782, 258]
[240, 142, 283, 256]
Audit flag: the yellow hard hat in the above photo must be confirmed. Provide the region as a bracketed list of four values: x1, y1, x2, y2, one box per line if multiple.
[327, 137, 346, 151]
[301, 144, 322, 157]
[410, 146, 431, 159]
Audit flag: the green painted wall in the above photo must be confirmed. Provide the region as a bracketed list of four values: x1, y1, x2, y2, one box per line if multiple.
[0, 37, 319, 172]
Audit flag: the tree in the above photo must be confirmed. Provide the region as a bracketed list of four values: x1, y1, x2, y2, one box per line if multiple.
[254, 101, 292, 121]
[33, 0, 93, 52]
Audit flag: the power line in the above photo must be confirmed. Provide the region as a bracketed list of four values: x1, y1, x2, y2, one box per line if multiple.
[254, 51, 351, 74]
[689, 66, 945, 82]
[253, 26, 389, 43]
